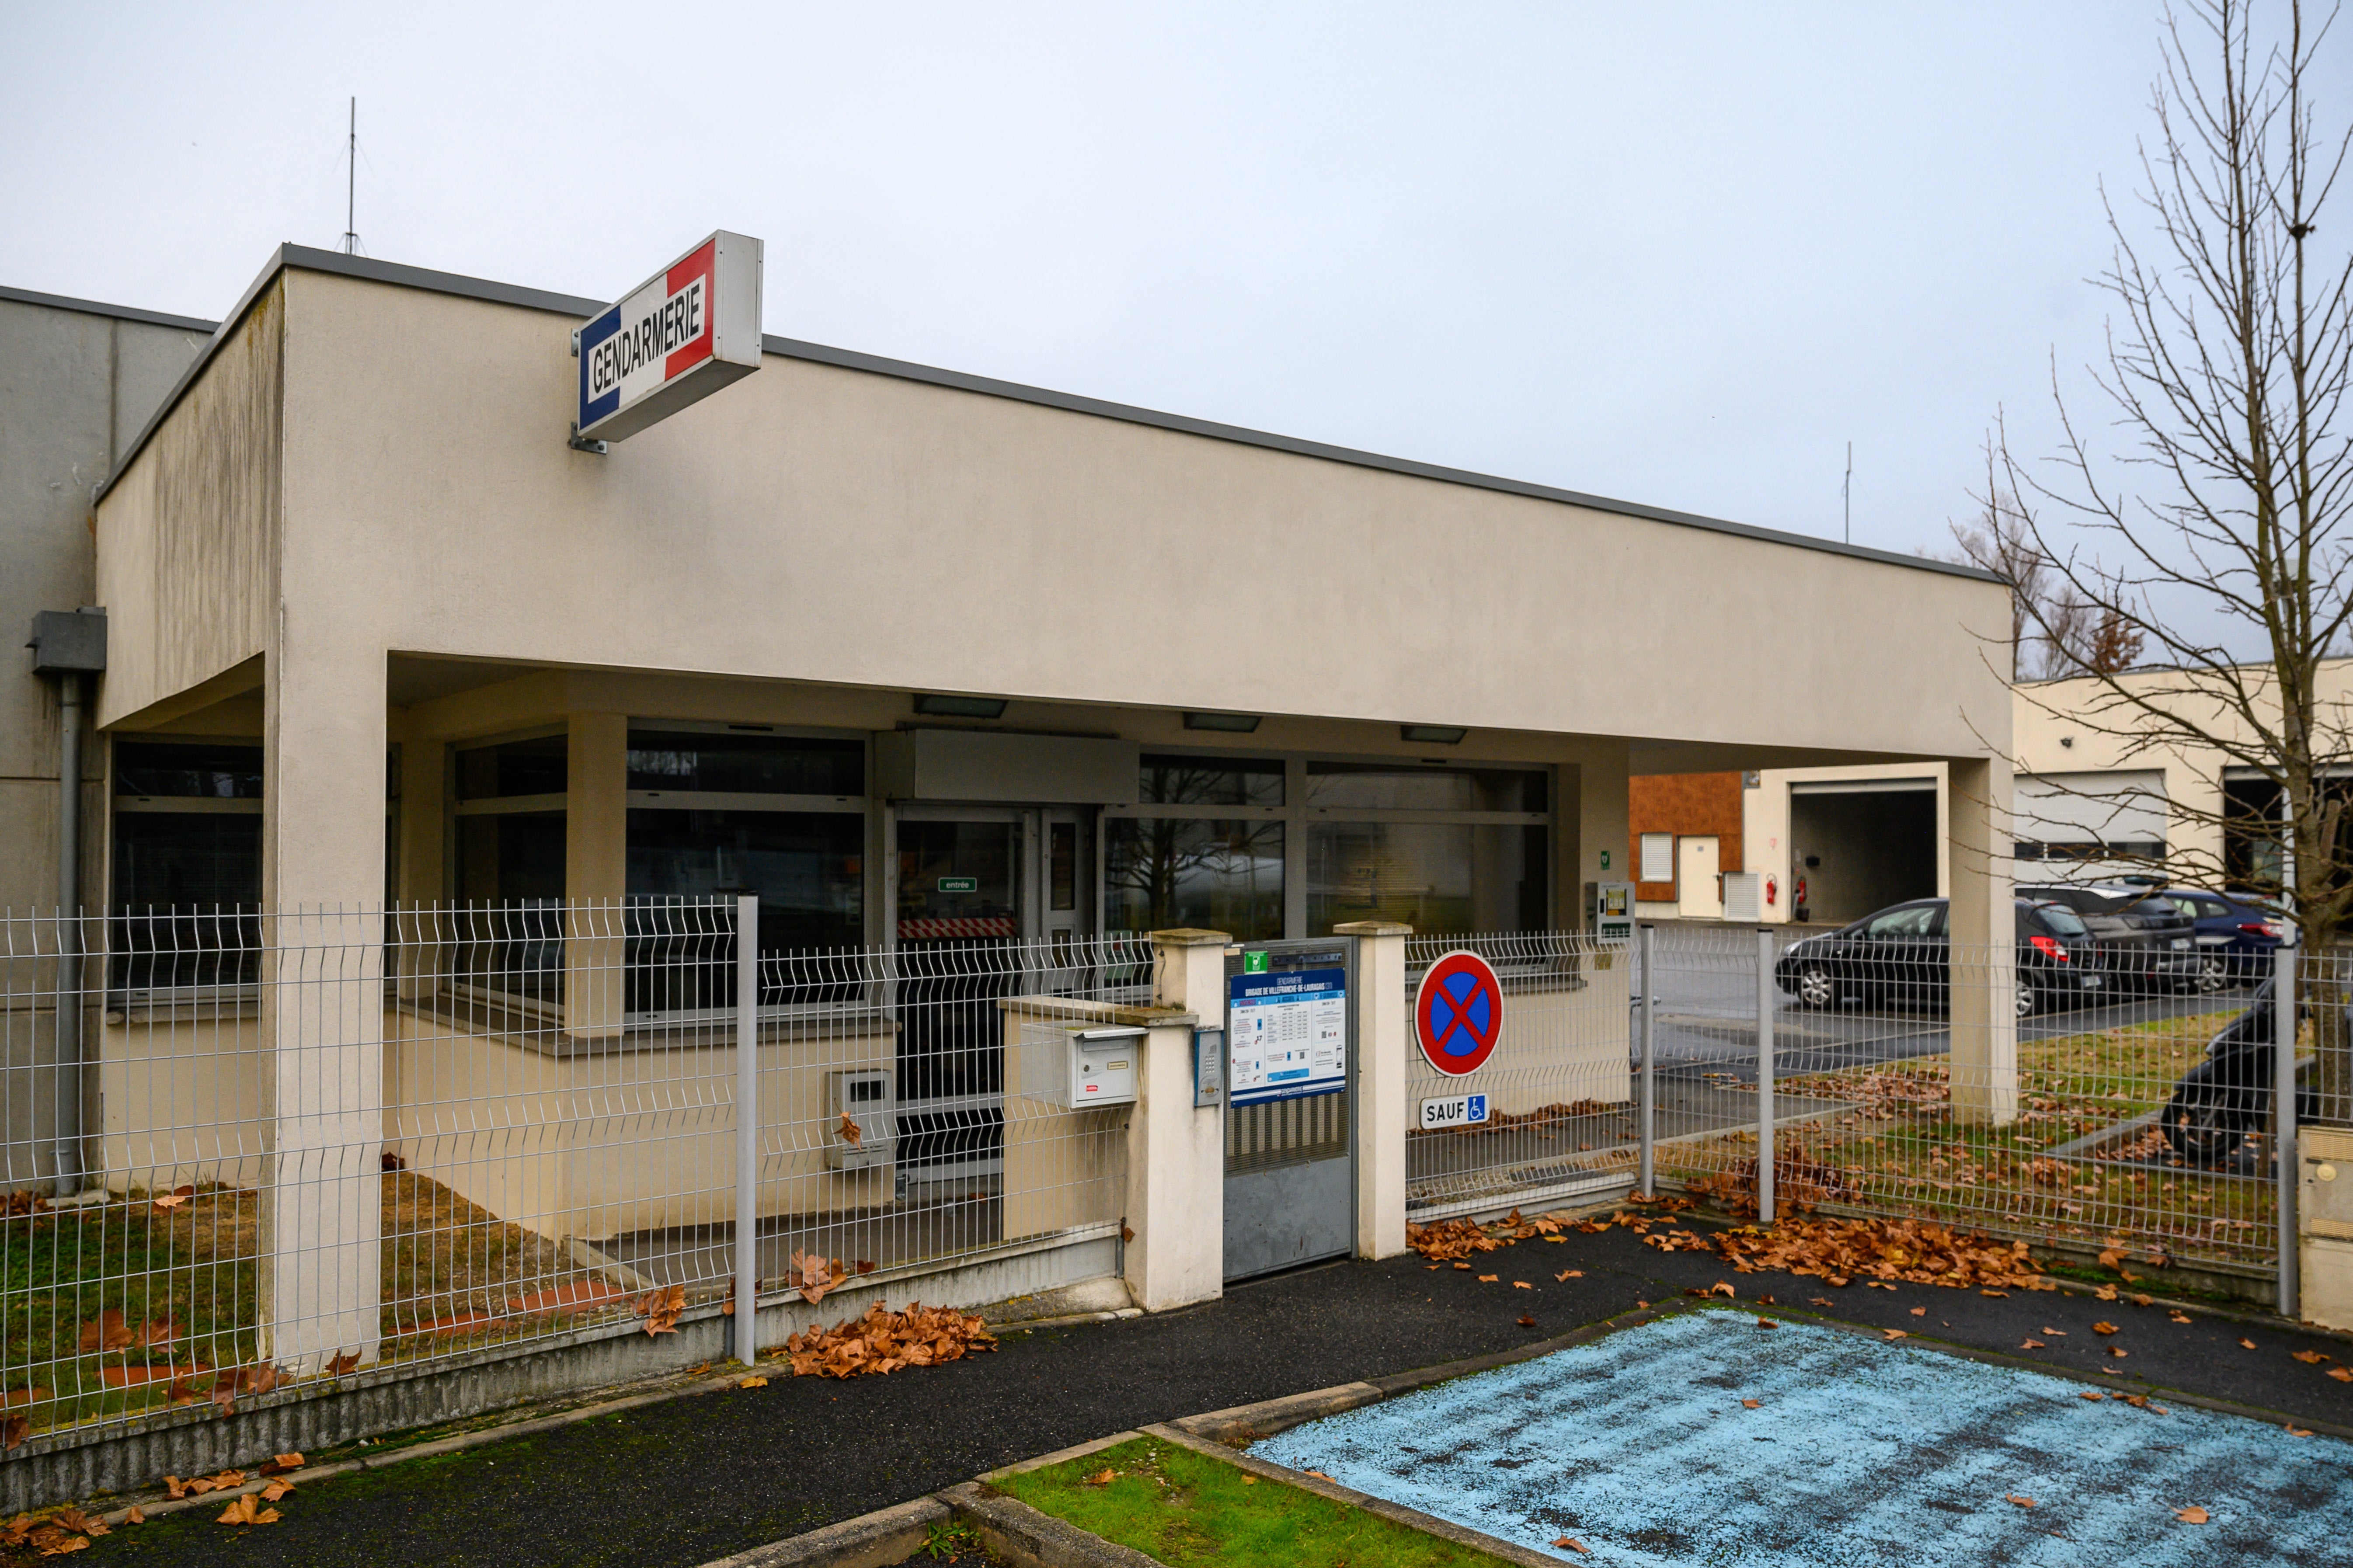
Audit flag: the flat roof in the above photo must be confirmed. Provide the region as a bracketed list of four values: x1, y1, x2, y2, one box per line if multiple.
[80, 244, 1998, 585]
[0, 282, 218, 336]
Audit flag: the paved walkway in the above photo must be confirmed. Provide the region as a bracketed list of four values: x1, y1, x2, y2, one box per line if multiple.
[30, 1224, 2353, 1568]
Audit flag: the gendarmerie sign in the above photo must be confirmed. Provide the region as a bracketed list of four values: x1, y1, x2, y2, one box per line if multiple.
[573, 231, 763, 444]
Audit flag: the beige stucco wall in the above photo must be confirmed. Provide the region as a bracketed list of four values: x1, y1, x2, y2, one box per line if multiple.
[2014, 660, 2352, 885]
[91, 261, 2012, 922]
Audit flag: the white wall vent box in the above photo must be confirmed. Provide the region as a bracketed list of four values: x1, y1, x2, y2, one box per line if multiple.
[1019, 1022, 1142, 1109]
[823, 1068, 896, 1169]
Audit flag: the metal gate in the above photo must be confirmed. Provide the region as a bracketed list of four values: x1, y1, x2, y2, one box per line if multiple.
[1224, 937, 1356, 1280]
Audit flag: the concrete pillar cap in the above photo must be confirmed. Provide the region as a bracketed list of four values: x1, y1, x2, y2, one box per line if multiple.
[1149, 928, 1234, 946]
[1330, 921, 1414, 936]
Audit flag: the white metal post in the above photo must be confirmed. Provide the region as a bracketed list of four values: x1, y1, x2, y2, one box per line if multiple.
[1756, 926, 1775, 1225]
[2276, 944, 2299, 1320]
[734, 893, 760, 1365]
[1638, 925, 1655, 1199]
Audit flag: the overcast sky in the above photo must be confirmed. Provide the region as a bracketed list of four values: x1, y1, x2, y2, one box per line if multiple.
[0, 3, 2264, 577]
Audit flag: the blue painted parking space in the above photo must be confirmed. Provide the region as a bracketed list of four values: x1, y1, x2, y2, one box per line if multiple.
[1255, 1308, 2353, 1566]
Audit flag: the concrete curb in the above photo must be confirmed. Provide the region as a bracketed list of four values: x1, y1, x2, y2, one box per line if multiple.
[936, 1481, 1166, 1568]
[691, 1495, 950, 1568]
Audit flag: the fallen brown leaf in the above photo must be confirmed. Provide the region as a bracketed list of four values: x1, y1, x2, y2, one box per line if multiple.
[836, 1108, 863, 1147]
[1516, 1314, 1537, 1327]
[738, 1376, 768, 1389]
[261, 1453, 304, 1475]
[2006, 1494, 2036, 1509]
[2240, 1339, 2258, 1350]
[1477, 1274, 1499, 1283]
[2327, 1366, 2353, 1383]
[2110, 1347, 2130, 1358]
[1709, 1283, 1736, 1298]
[1883, 1329, 1908, 1341]
[216, 1494, 280, 1526]
[2169, 1312, 2192, 1325]
[3, 1416, 26, 1453]
[1910, 1307, 1927, 1317]
[2094, 1321, 2120, 1335]
[2293, 1348, 2331, 1363]
[123, 1506, 144, 1525]
[77, 1311, 135, 1354]
[2287, 1425, 2314, 1437]
[1982, 1290, 2009, 1298]
[2022, 1339, 2046, 1349]
[328, 1352, 361, 1376]
[1553, 1537, 1590, 1554]
[259, 1481, 292, 1502]
[2174, 1505, 2209, 1524]
[1741, 1398, 1761, 1409]
[1304, 1470, 1335, 1481]
[1082, 1469, 1116, 1487]
[1556, 1270, 1582, 1281]
[1755, 1318, 1778, 1329]
[2079, 1391, 2105, 1401]
[1514, 1281, 1532, 1290]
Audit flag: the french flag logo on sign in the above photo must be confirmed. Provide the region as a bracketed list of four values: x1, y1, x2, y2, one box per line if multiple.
[571, 232, 760, 445]
[578, 241, 715, 430]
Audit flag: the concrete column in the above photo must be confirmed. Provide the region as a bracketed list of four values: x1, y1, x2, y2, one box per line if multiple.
[393, 737, 445, 999]
[1129, 928, 1230, 1312]
[564, 713, 627, 1038]
[1334, 921, 1412, 1259]
[261, 639, 386, 1372]
[1946, 755, 2017, 1126]
[1571, 742, 1632, 928]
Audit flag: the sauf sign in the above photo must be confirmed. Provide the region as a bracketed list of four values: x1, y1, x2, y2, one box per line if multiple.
[573, 231, 763, 444]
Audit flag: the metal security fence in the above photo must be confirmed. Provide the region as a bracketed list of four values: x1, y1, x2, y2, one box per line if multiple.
[0, 901, 1147, 1450]
[1403, 931, 1641, 1219]
[1631, 921, 2353, 1298]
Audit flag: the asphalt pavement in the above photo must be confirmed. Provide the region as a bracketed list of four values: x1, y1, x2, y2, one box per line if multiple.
[34, 1215, 2353, 1568]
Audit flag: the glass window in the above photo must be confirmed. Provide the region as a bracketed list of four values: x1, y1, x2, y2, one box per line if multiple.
[1306, 822, 1544, 935]
[1107, 820, 1284, 940]
[627, 732, 863, 796]
[2031, 903, 2090, 938]
[115, 742, 263, 800]
[1140, 755, 1283, 807]
[629, 810, 864, 949]
[895, 820, 1018, 937]
[458, 814, 567, 902]
[457, 736, 567, 800]
[1862, 904, 1940, 937]
[1305, 764, 1545, 813]
[1049, 821, 1077, 911]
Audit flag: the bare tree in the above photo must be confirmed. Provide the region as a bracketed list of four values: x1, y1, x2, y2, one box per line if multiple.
[1991, 0, 2353, 953]
[1946, 470, 2054, 681]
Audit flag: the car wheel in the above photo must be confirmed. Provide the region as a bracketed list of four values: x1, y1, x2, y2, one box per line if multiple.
[2196, 953, 2231, 994]
[2015, 976, 2042, 1019]
[1793, 964, 1836, 1008]
[2162, 1094, 2245, 1165]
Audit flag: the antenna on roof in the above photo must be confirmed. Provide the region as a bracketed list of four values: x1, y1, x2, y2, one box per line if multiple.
[341, 97, 362, 256]
[1843, 440, 1852, 545]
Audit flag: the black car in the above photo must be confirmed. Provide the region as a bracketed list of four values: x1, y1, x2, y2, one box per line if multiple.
[2015, 883, 2202, 994]
[1775, 897, 2104, 1017]
[2161, 977, 2322, 1163]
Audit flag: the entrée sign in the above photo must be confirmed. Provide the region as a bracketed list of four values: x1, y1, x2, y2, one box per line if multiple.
[574, 231, 764, 445]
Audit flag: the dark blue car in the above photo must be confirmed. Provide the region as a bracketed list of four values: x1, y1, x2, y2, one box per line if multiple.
[2154, 888, 2286, 990]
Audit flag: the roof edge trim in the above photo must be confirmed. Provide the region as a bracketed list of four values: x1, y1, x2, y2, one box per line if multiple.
[0, 283, 218, 335]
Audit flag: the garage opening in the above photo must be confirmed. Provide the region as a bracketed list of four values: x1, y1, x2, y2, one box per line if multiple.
[1789, 779, 1937, 925]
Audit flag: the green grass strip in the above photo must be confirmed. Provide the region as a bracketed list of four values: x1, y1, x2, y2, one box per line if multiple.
[992, 1434, 1518, 1568]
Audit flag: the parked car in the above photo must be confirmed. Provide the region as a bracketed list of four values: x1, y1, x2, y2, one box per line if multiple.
[2160, 977, 2321, 1163]
[2151, 887, 2287, 990]
[1774, 897, 2104, 1018]
[2015, 883, 2201, 994]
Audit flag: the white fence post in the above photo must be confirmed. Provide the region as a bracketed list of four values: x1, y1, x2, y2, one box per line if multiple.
[1335, 920, 1413, 1259]
[1638, 925, 1655, 1199]
[2277, 944, 2300, 1321]
[734, 893, 759, 1366]
[1756, 925, 1775, 1226]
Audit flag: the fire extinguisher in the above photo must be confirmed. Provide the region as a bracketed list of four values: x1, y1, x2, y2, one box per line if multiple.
[1766, 873, 1778, 907]
[1793, 876, 1809, 923]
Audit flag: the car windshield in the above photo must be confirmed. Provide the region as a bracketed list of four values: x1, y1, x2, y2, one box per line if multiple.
[2033, 904, 2089, 937]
